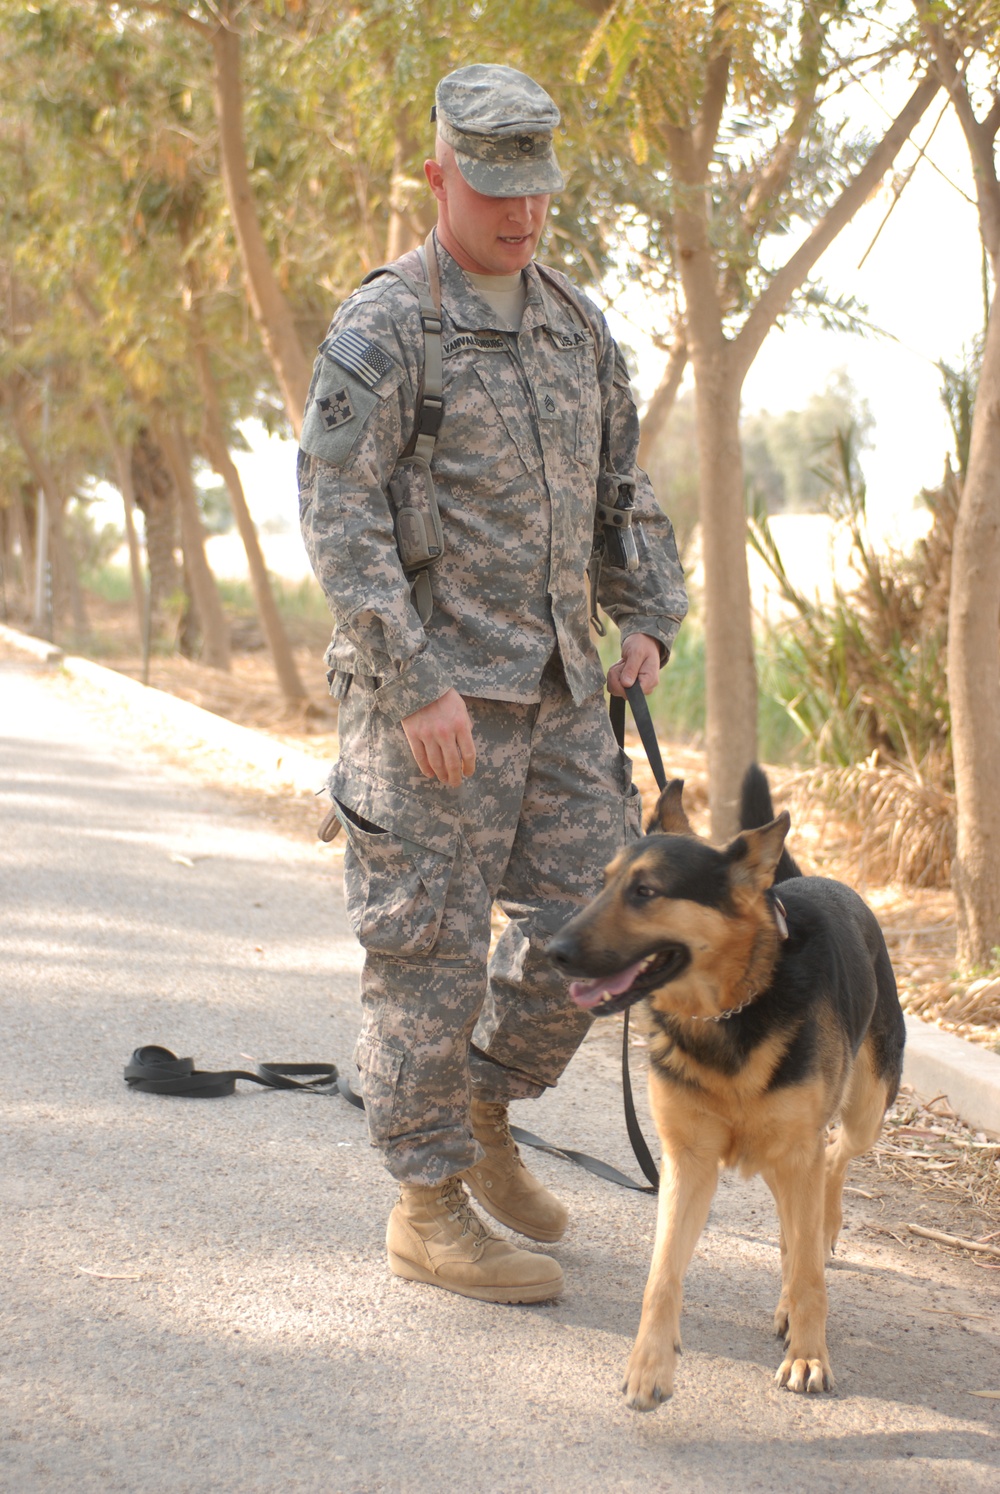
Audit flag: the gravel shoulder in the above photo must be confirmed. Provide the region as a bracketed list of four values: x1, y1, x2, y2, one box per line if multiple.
[2, 655, 999, 1493]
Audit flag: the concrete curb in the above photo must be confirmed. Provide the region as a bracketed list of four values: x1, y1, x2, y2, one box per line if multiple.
[4, 622, 999, 1138]
[903, 1016, 1000, 1138]
[0, 622, 63, 665]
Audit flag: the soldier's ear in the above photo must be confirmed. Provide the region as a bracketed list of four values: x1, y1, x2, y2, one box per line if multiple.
[424, 158, 446, 201]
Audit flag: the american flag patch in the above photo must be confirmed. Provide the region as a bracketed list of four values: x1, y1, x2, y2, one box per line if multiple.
[325, 330, 397, 388]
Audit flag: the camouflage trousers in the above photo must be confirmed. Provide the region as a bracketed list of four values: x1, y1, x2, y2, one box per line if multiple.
[328, 653, 643, 1184]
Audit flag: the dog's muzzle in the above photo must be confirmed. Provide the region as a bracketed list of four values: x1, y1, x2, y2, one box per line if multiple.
[545, 935, 691, 1016]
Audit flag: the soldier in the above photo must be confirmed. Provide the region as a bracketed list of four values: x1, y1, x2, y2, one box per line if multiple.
[299, 63, 687, 1303]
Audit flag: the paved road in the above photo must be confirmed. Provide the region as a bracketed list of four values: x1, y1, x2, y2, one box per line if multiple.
[2, 657, 998, 1492]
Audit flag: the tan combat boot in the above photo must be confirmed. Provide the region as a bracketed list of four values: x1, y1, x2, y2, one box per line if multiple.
[462, 1097, 569, 1243]
[386, 1177, 564, 1304]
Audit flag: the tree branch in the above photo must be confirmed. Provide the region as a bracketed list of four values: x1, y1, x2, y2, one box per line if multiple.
[638, 323, 688, 465]
[915, 3, 1000, 262]
[693, 14, 731, 177]
[733, 73, 940, 384]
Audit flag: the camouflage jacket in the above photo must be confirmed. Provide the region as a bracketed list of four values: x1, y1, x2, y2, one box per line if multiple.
[298, 237, 687, 722]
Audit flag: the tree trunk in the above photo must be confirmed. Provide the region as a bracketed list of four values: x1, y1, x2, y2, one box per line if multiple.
[9, 403, 88, 640]
[663, 71, 939, 837]
[131, 426, 184, 641]
[211, 20, 312, 436]
[192, 339, 307, 704]
[95, 405, 146, 652]
[947, 288, 1000, 969]
[48, 494, 89, 640]
[693, 355, 758, 837]
[155, 420, 232, 671]
[8, 484, 34, 612]
[385, 125, 434, 262]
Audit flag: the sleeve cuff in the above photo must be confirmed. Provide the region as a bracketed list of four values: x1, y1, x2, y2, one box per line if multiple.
[372, 649, 452, 723]
[617, 616, 684, 664]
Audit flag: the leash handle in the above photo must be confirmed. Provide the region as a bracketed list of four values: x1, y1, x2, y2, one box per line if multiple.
[610, 680, 667, 792]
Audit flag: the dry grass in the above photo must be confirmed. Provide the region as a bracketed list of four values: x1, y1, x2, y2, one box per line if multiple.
[784, 760, 955, 890]
[873, 1084, 1000, 1230]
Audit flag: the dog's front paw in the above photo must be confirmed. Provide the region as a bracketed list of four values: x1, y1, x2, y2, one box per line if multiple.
[775, 1349, 834, 1394]
[621, 1335, 680, 1413]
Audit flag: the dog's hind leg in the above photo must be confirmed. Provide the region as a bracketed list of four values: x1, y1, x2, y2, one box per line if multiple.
[763, 1139, 833, 1393]
[824, 1038, 893, 1258]
[622, 1120, 722, 1412]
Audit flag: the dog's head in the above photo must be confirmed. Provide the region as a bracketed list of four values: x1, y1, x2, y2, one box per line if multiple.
[546, 779, 790, 1021]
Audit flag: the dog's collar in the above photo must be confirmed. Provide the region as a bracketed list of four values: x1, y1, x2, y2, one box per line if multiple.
[690, 893, 790, 1023]
[771, 893, 789, 941]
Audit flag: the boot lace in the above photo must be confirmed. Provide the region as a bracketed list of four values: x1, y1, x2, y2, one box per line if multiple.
[439, 1177, 491, 1241]
[473, 1101, 523, 1174]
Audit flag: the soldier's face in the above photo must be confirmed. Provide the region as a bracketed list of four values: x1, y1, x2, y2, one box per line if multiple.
[425, 153, 550, 275]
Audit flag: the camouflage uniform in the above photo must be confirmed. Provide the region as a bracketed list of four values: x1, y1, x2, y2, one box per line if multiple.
[298, 69, 687, 1186]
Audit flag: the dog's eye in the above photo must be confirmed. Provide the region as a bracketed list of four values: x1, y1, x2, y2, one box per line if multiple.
[633, 883, 660, 900]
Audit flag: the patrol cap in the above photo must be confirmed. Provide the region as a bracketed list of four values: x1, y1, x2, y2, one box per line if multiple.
[432, 64, 564, 197]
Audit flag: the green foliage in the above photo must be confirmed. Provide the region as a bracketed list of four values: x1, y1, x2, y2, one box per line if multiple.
[596, 612, 801, 764]
[65, 498, 122, 575]
[577, 1, 900, 334]
[748, 426, 954, 784]
[743, 369, 874, 513]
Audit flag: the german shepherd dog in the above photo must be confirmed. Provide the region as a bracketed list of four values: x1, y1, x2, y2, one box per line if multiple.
[546, 767, 904, 1410]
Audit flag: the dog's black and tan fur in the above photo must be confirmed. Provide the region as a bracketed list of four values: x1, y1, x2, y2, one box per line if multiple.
[546, 767, 904, 1411]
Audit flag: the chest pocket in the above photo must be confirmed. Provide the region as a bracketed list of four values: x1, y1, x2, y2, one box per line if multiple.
[543, 325, 601, 469]
[573, 344, 602, 469]
[439, 350, 542, 487]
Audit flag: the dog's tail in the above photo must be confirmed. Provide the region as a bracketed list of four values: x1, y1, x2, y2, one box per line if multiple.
[740, 765, 802, 882]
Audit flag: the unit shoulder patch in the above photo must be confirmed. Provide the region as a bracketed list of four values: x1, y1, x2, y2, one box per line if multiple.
[300, 368, 381, 467]
[317, 387, 355, 430]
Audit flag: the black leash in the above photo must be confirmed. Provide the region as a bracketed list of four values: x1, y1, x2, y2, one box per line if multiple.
[122, 1046, 658, 1194]
[607, 679, 667, 1193]
[124, 1045, 364, 1106]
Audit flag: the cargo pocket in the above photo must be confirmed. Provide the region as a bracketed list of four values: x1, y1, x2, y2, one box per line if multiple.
[624, 781, 643, 842]
[328, 767, 458, 958]
[618, 748, 643, 843]
[354, 1033, 405, 1144]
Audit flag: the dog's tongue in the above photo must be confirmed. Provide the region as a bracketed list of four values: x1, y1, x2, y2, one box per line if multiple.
[569, 957, 647, 1009]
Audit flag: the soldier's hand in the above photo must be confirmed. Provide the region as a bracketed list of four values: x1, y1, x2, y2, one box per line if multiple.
[607, 632, 662, 698]
[401, 688, 477, 786]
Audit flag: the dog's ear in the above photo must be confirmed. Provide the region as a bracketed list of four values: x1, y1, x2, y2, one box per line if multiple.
[650, 778, 694, 836]
[725, 811, 791, 898]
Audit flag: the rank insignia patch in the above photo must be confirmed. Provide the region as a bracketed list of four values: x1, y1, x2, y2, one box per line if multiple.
[318, 388, 354, 430]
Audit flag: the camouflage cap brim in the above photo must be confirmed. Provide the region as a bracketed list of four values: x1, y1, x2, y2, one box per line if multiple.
[452, 147, 564, 198]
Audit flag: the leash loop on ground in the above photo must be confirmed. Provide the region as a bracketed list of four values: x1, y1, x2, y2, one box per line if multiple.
[123, 1045, 360, 1102]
